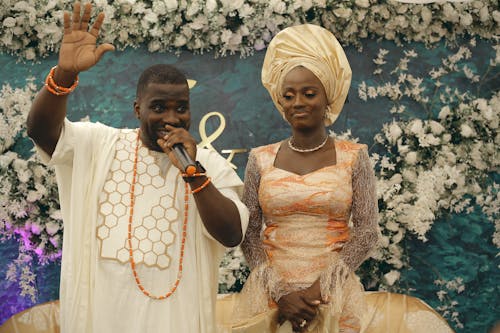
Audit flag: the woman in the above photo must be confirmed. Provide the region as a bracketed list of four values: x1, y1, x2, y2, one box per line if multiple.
[234, 24, 379, 333]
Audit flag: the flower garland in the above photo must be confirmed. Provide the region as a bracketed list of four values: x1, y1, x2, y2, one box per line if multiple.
[0, 0, 498, 60]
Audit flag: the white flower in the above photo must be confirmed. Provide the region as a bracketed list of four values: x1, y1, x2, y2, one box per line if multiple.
[409, 119, 424, 135]
[405, 151, 418, 165]
[45, 221, 60, 236]
[460, 123, 476, 138]
[165, 0, 178, 12]
[333, 7, 352, 18]
[354, 0, 369, 8]
[387, 122, 402, 143]
[205, 0, 217, 13]
[429, 120, 445, 135]
[383, 270, 400, 286]
[442, 133, 451, 143]
[438, 106, 451, 119]
[3, 17, 16, 28]
[460, 13, 473, 27]
[49, 209, 62, 220]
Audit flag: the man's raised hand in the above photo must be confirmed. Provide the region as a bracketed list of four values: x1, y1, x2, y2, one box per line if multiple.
[58, 2, 115, 73]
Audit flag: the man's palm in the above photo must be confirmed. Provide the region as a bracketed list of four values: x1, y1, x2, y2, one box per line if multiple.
[58, 2, 114, 73]
[59, 32, 100, 72]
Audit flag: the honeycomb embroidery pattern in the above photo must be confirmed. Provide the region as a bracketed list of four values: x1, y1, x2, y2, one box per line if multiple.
[97, 130, 180, 270]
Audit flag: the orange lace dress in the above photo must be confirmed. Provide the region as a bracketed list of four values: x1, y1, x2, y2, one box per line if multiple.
[235, 139, 379, 333]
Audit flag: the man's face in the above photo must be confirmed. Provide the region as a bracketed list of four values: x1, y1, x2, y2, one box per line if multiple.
[134, 82, 190, 152]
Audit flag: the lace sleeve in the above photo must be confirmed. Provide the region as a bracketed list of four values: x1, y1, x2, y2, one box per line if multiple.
[240, 151, 267, 270]
[318, 147, 379, 309]
[340, 146, 379, 270]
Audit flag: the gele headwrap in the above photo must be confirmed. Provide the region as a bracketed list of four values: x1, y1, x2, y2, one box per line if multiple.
[261, 24, 352, 126]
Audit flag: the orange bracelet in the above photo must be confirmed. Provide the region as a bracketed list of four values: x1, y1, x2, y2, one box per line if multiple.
[45, 66, 79, 96]
[181, 172, 206, 178]
[190, 177, 211, 194]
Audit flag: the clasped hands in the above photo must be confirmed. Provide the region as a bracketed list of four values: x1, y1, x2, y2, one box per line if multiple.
[277, 280, 328, 333]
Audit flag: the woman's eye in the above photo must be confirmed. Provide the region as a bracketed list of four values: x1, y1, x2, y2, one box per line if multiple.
[305, 92, 316, 98]
[282, 94, 293, 101]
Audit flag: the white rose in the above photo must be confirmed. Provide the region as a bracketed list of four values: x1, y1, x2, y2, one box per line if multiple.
[405, 151, 418, 165]
[402, 169, 417, 182]
[254, 39, 266, 51]
[24, 47, 36, 60]
[174, 35, 187, 47]
[45, 221, 60, 235]
[460, 123, 476, 138]
[388, 122, 402, 143]
[27, 190, 42, 202]
[438, 106, 451, 119]
[479, 6, 490, 22]
[165, 0, 178, 12]
[380, 235, 390, 248]
[2, 17, 16, 28]
[409, 119, 423, 135]
[492, 10, 500, 23]
[384, 270, 400, 286]
[429, 120, 445, 135]
[421, 7, 432, 24]
[333, 7, 352, 18]
[354, 0, 369, 8]
[460, 13, 473, 27]
[442, 133, 451, 143]
[205, 0, 217, 12]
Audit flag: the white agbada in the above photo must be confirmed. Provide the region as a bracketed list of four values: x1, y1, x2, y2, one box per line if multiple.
[37, 119, 249, 333]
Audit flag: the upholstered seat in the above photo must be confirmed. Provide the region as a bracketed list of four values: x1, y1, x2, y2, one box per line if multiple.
[0, 292, 454, 332]
[0, 300, 60, 333]
[216, 292, 454, 332]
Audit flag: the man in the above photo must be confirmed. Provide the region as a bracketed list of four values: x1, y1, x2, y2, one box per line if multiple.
[27, 2, 248, 332]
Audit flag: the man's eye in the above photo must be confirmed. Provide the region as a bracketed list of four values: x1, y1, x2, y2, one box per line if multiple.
[177, 106, 187, 113]
[152, 105, 164, 112]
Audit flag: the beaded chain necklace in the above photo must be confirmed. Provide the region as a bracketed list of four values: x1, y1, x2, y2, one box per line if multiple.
[288, 135, 329, 153]
[128, 130, 188, 299]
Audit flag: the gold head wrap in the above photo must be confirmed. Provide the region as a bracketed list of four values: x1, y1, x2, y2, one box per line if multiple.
[261, 24, 352, 126]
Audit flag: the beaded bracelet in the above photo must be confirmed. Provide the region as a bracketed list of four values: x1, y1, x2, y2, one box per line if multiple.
[181, 172, 206, 178]
[190, 177, 211, 194]
[45, 66, 79, 96]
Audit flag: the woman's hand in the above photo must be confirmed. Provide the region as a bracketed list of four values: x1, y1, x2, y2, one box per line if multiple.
[277, 281, 324, 332]
[58, 2, 114, 74]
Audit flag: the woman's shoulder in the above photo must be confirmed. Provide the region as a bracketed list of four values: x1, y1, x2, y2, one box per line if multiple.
[250, 141, 282, 156]
[334, 139, 367, 153]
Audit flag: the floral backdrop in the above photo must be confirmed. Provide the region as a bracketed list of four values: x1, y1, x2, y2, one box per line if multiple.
[1, 0, 499, 331]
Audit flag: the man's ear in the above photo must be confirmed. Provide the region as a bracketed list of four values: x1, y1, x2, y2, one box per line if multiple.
[133, 100, 140, 119]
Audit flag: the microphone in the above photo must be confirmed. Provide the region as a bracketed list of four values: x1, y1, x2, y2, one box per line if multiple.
[172, 143, 197, 176]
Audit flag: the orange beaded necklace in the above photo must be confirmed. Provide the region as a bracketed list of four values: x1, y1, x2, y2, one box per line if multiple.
[127, 130, 188, 299]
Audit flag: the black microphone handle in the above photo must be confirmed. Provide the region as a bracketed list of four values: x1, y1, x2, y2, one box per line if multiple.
[172, 143, 196, 174]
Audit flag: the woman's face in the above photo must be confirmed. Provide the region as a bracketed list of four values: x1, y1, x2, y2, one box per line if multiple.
[279, 66, 328, 131]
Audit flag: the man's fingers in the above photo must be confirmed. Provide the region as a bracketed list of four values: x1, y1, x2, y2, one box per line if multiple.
[72, 2, 81, 29]
[89, 12, 105, 38]
[63, 11, 71, 35]
[80, 3, 92, 31]
[95, 43, 115, 61]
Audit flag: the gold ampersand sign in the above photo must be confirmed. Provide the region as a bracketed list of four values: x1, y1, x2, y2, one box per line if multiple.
[197, 112, 247, 169]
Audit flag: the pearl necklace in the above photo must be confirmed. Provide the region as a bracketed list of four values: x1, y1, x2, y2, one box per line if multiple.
[288, 136, 329, 153]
